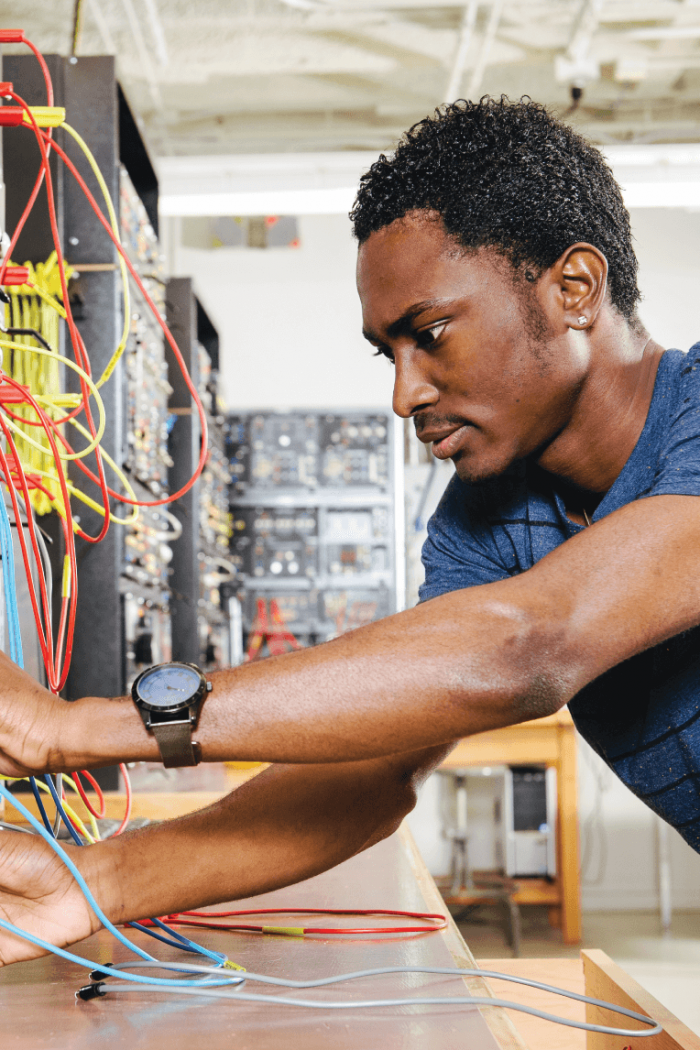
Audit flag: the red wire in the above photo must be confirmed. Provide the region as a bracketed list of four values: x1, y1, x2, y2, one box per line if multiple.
[0, 374, 79, 689]
[113, 765, 132, 836]
[21, 36, 54, 107]
[144, 908, 448, 937]
[72, 770, 106, 819]
[0, 43, 209, 837]
[10, 95, 112, 548]
[33, 127, 209, 506]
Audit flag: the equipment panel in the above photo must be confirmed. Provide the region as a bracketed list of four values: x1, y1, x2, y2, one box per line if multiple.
[228, 411, 394, 495]
[228, 409, 401, 657]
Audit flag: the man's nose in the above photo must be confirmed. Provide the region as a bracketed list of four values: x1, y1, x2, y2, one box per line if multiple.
[392, 352, 439, 419]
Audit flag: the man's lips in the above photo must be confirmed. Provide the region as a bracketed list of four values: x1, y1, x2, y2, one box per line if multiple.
[416, 424, 472, 460]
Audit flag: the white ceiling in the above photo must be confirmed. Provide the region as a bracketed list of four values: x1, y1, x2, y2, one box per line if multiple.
[2, 0, 700, 159]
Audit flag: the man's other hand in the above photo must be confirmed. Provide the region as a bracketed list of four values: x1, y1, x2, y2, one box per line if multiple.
[0, 832, 99, 966]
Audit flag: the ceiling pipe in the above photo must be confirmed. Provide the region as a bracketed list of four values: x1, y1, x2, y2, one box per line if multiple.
[85, 0, 117, 54]
[444, 1, 479, 104]
[465, 0, 503, 99]
[119, 0, 163, 109]
[143, 0, 170, 68]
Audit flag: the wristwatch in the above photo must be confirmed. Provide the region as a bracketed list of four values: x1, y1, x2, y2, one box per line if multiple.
[131, 662, 212, 768]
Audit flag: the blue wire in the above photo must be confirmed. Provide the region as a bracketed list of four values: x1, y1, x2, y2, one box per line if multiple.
[0, 916, 239, 989]
[28, 777, 54, 835]
[127, 920, 224, 964]
[0, 496, 54, 843]
[145, 917, 226, 964]
[0, 500, 227, 975]
[0, 492, 23, 666]
[42, 773, 83, 846]
[0, 782, 159, 963]
[0, 783, 230, 974]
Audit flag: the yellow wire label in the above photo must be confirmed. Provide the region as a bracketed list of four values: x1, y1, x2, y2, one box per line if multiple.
[262, 926, 305, 938]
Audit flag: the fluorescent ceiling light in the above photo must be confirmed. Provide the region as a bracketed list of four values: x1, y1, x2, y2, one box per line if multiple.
[621, 182, 700, 209]
[159, 186, 358, 217]
[157, 147, 700, 217]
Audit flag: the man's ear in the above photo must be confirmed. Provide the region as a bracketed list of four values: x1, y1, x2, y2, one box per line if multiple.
[549, 242, 608, 332]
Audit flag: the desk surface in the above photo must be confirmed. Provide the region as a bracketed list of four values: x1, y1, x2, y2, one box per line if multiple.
[0, 828, 522, 1050]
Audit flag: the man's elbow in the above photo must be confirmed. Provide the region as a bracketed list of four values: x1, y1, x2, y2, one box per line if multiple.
[468, 598, 575, 724]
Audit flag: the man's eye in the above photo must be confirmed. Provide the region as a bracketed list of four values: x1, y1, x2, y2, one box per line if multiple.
[373, 347, 394, 364]
[416, 322, 447, 347]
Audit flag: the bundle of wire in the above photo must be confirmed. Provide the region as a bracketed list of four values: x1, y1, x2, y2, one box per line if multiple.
[0, 32, 665, 1038]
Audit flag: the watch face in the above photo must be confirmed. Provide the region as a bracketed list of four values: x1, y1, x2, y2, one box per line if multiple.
[137, 664, 202, 709]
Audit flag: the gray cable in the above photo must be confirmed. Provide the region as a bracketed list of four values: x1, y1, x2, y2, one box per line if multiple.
[0, 820, 34, 835]
[92, 962, 662, 1038]
[52, 773, 63, 838]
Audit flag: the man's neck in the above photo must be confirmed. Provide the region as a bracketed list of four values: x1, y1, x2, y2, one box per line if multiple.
[535, 318, 664, 500]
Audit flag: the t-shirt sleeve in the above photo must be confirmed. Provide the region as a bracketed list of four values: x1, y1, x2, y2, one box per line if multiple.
[419, 474, 512, 602]
[648, 349, 700, 499]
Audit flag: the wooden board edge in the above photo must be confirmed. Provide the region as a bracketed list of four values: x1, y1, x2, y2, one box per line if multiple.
[399, 822, 529, 1050]
[582, 948, 700, 1050]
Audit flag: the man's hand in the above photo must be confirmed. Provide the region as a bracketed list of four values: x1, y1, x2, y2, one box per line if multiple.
[0, 832, 99, 966]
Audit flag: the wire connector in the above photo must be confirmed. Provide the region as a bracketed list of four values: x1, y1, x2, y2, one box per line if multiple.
[0, 83, 14, 97]
[89, 968, 110, 982]
[76, 982, 107, 1002]
[23, 107, 66, 129]
[0, 108, 25, 128]
[1, 266, 30, 286]
[0, 30, 25, 44]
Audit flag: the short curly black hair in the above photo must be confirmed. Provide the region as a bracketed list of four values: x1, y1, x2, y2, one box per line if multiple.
[351, 97, 640, 321]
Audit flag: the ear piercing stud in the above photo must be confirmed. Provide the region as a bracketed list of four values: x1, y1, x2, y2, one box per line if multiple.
[577, 315, 588, 326]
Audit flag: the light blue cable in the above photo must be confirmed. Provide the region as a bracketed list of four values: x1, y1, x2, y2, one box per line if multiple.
[0, 513, 220, 960]
[0, 782, 158, 964]
[0, 917, 241, 989]
[0, 491, 23, 665]
[0, 494, 54, 838]
[0, 782, 235, 980]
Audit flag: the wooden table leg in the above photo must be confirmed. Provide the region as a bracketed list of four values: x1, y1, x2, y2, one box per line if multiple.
[558, 724, 582, 943]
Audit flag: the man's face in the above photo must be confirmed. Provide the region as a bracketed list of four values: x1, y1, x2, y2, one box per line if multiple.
[357, 214, 590, 484]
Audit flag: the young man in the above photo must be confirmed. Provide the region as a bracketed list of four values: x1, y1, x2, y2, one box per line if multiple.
[1, 97, 699, 965]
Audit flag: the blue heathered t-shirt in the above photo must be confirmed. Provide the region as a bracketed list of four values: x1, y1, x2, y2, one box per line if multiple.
[420, 346, 700, 851]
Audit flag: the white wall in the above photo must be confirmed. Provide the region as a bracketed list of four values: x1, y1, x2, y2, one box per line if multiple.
[170, 213, 394, 412]
[632, 207, 700, 353]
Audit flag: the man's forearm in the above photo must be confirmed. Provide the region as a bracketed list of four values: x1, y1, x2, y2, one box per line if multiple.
[78, 752, 443, 923]
[64, 583, 562, 772]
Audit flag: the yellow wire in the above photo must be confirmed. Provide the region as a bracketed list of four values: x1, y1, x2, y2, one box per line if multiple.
[0, 337, 106, 460]
[0, 774, 99, 843]
[61, 121, 130, 389]
[67, 416, 140, 523]
[29, 282, 67, 320]
[25, 415, 141, 527]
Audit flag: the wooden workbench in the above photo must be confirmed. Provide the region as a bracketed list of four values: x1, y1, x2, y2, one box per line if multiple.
[441, 709, 581, 943]
[2, 800, 698, 1049]
[0, 824, 526, 1050]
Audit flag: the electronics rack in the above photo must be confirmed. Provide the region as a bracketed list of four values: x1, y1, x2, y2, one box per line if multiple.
[2, 55, 174, 787]
[195, 325, 234, 670]
[119, 164, 173, 689]
[228, 410, 404, 652]
[166, 278, 231, 670]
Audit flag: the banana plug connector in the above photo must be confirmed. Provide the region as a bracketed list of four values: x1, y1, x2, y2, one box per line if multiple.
[76, 982, 108, 1002]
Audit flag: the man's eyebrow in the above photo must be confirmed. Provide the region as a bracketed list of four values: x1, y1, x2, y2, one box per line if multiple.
[362, 298, 453, 344]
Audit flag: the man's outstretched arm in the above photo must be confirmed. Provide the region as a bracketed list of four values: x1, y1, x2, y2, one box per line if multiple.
[1, 494, 700, 776]
[0, 745, 451, 966]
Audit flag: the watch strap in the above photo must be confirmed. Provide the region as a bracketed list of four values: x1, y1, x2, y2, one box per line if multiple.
[150, 718, 199, 768]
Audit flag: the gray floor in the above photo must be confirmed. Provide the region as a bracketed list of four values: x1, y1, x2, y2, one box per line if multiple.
[455, 905, 700, 1035]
